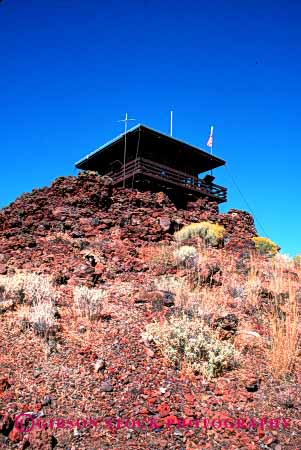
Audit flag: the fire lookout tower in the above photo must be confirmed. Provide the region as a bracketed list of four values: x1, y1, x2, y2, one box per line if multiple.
[75, 124, 227, 205]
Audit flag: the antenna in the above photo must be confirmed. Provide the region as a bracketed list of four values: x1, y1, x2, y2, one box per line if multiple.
[118, 113, 136, 187]
[170, 110, 173, 137]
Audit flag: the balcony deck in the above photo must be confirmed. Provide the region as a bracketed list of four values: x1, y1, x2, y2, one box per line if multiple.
[105, 157, 227, 203]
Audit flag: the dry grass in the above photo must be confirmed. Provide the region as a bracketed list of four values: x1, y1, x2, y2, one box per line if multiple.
[263, 258, 301, 379]
[242, 254, 300, 379]
[0, 272, 60, 339]
[147, 243, 301, 380]
[0, 271, 58, 305]
[73, 286, 108, 321]
[268, 289, 300, 379]
[27, 299, 57, 337]
[140, 244, 175, 270]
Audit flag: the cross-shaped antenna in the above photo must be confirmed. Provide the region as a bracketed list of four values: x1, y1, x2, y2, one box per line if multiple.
[118, 113, 136, 187]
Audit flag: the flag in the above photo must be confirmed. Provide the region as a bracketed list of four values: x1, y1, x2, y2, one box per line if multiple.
[206, 126, 214, 148]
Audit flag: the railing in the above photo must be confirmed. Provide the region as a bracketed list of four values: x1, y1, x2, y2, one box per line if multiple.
[105, 157, 227, 202]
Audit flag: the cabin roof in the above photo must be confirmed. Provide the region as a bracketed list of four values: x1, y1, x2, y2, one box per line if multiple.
[75, 124, 226, 173]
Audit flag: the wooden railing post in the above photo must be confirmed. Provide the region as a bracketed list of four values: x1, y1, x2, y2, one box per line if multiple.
[103, 157, 227, 202]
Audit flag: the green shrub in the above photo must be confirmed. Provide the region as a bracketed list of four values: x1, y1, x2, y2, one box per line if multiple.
[173, 245, 198, 266]
[252, 236, 279, 256]
[143, 316, 235, 378]
[174, 222, 225, 247]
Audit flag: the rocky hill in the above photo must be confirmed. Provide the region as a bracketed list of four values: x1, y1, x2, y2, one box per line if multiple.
[0, 171, 256, 284]
[0, 172, 300, 450]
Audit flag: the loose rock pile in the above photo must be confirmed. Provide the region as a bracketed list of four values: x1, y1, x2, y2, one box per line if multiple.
[0, 171, 256, 284]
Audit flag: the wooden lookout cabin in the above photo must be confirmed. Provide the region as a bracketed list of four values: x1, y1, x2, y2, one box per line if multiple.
[75, 124, 227, 205]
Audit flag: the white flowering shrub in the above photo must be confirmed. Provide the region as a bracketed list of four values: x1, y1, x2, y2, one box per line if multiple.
[173, 245, 198, 267]
[143, 316, 235, 378]
[153, 276, 187, 292]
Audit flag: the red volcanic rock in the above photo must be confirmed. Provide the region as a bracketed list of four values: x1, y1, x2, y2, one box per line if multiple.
[163, 414, 178, 426]
[94, 262, 105, 274]
[20, 430, 58, 450]
[157, 402, 170, 418]
[159, 216, 171, 232]
[0, 412, 14, 436]
[0, 264, 7, 275]
[0, 172, 257, 287]
[183, 405, 195, 417]
[184, 393, 195, 404]
[138, 407, 149, 415]
[0, 378, 11, 393]
[8, 427, 22, 443]
[99, 381, 113, 392]
[145, 347, 155, 358]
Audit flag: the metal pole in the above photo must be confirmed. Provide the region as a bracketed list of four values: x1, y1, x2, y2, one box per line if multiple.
[118, 113, 136, 188]
[170, 110, 173, 136]
[123, 113, 128, 188]
[210, 126, 213, 175]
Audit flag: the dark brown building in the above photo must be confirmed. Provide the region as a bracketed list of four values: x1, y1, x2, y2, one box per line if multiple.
[75, 124, 227, 205]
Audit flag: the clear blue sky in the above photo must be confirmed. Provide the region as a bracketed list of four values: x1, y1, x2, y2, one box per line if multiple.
[1, 0, 300, 255]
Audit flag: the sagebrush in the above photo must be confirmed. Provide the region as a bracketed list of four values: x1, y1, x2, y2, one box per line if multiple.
[252, 236, 279, 256]
[173, 245, 198, 267]
[143, 315, 235, 378]
[174, 222, 225, 247]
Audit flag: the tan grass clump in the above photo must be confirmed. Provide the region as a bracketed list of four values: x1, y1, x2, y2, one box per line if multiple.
[293, 254, 301, 267]
[73, 286, 107, 321]
[27, 297, 57, 337]
[0, 272, 57, 305]
[242, 254, 300, 379]
[5, 272, 60, 338]
[140, 244, 175, 270]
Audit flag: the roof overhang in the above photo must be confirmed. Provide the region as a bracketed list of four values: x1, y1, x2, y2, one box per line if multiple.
[75, 124, 226, 174]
